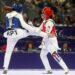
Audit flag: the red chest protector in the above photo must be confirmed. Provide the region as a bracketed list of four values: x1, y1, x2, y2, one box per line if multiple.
[51, 25, 56, 34]
[41, 22, 46, 32]
[41, 21, 56, 35]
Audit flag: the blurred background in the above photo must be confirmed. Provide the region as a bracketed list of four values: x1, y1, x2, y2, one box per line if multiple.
[0, 0, 75, 53]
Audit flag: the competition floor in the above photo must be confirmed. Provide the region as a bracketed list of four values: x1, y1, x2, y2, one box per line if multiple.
[0, 69, 75, 75]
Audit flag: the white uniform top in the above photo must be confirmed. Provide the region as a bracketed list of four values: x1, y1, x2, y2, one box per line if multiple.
[4, 11, 38, 38]
[6, 11, 37, 32]
[39, 19, 57, 36]
[39, 19, 60, 52]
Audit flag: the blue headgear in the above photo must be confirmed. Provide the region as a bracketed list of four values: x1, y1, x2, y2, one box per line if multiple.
[12, 4, 23, 12]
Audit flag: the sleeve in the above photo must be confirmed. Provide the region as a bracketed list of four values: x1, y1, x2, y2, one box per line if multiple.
[18, 14, 40, 32]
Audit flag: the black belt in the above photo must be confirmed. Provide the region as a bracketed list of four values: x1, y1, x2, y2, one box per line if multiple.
[7, 28, 29, 32]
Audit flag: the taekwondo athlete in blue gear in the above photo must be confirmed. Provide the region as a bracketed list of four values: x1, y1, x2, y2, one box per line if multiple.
[3, 4, 48, 74]
[3, 4, 29, 74]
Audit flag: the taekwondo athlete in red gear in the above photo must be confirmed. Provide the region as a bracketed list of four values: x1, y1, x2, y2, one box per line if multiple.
[39, 6, 69, 74]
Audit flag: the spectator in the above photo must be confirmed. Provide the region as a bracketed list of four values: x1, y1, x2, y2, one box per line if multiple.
[0, 44, 6, 52]
[25, 40, 34, 52]
[61, 42, 71, 52]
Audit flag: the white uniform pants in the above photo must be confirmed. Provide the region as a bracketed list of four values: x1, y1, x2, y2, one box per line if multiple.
[3, 28, 47, 70]
[3, 29, 29, 70]
[40, 37, 60, 71]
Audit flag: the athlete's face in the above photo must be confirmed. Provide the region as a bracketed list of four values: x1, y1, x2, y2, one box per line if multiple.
[41, 13, 47, 20]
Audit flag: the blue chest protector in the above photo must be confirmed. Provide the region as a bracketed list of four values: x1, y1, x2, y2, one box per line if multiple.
[5, 16, 22, 29]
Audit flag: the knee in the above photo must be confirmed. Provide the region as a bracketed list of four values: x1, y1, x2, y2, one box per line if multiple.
[52, 51, 57, 59]
[52, 51, 61, 62]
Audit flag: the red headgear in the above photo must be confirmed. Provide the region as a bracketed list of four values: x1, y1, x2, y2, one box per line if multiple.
[42, 7, 53, 18]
